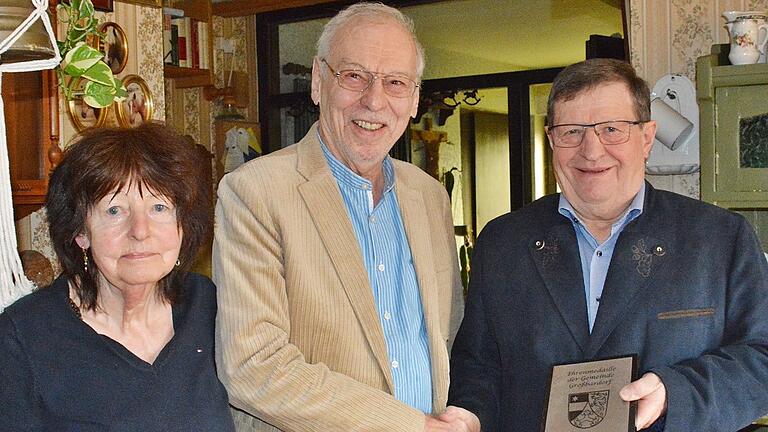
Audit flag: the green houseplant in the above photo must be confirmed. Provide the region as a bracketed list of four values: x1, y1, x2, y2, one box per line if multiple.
[56, 0, 126, 108]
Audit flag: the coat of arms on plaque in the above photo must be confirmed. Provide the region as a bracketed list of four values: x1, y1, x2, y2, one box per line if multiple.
[568, 390, 609, 428]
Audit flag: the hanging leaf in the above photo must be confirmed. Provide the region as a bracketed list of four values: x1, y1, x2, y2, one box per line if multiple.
[81, 62, 114, 86]
[61, 43, 103, 77]
[77, 0, 95, 18]
[83, 81, 116, 108]
[113, 78, 128, 100]
[56, 0, 124, 108]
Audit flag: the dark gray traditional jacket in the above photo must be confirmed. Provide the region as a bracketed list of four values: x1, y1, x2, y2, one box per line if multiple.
[449, 182, 768, 431]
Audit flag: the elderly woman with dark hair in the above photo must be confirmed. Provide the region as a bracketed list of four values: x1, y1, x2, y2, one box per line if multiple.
[0, 123, 234, 431]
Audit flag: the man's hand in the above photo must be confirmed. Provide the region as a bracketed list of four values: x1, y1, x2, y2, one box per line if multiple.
[424, 406, 481, 432]
[619, 372, 667, 430]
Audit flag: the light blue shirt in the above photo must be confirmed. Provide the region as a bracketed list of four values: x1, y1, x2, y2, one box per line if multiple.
[558, 184, 645, 332]
[320, 139, 433, 414]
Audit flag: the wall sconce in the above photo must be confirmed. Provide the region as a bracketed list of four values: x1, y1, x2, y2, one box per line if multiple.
[651, 97, 693, 151]
[646, 74, 700, 175]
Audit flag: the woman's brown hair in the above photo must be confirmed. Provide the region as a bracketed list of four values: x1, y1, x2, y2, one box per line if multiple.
[45, 122, 212, 309]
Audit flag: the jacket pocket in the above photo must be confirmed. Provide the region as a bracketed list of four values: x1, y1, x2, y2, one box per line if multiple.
[657, 308, 715, 320]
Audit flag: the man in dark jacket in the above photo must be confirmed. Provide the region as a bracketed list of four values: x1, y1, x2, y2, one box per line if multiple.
[448, 58, 768, 431]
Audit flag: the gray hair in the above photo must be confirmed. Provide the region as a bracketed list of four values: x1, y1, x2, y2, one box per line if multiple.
[316, 2, 425, 80]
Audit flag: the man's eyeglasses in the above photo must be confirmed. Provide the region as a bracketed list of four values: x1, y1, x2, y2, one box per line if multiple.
[321, 59, 419, 98]
[547, 120, 645, 148]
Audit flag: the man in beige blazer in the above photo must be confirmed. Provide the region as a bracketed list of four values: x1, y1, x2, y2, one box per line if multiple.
[214, 3, 478, 432]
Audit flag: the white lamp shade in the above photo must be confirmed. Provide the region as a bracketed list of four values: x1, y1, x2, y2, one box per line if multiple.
[651, 98, 694, 151]
[646, 74, 700, 175]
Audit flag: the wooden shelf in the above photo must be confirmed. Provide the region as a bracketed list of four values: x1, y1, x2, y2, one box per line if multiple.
[173, 0, 211, 21]
[164, 65, 212, 88]
[164, 0, 213, 88]
[213, 0, 336, 17]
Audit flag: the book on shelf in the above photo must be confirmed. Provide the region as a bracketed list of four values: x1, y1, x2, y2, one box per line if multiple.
[164, 14, 209, 70]
[163, 14, 173, 65]
[172, 17, 191, 67]
[198, 20, 208, 69]
[190, 18, 199, 69]
[183, 18, 192, 69]
[170, 24, 179, 66]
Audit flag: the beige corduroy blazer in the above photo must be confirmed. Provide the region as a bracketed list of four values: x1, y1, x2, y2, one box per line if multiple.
[213, 124, 464, 432]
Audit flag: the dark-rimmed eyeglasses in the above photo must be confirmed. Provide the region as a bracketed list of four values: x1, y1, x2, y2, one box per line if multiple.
[321, 58, 419, 98]
[547, 120, 645, 148]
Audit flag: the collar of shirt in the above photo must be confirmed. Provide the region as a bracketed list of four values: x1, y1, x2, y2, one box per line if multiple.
[318, 132, 396, 198]
[557, 183, 646, 246]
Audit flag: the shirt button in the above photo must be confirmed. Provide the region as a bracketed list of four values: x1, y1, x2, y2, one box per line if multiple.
[361, 184, 370, 190]
[392, 360, 399, 369]
[370, 215, 376, 223]
[377, 263, 385, 272]
[596, 250, 603, 257]
[384, 311, 391, 320]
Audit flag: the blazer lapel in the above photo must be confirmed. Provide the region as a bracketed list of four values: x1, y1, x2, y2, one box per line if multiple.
[531, 222, 590, 354]
[395, 173, 448, 409]
[296, 130, 394, 393]
[586, 229, 669, 358]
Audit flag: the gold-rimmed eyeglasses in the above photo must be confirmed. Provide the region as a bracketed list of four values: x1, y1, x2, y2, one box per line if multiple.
[547, 120, 645, 148]
[321, 58, 419, 98]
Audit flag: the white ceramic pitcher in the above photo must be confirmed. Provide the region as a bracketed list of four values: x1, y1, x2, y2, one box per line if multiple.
[723, 11, 768, 64]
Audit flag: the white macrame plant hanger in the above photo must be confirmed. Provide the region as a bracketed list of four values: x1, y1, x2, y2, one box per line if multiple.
[0, 0, 61, 312]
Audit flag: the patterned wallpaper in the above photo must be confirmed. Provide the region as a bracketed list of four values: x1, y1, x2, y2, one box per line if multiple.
[628, 0, 768, 198]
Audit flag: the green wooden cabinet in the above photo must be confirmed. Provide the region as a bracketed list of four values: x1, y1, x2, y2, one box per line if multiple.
[697, 44, 768, 207]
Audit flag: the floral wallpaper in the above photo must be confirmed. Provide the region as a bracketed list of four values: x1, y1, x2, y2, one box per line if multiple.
[136, 4, 165, 121]
[628, 0, 768, 198]
[183, 88, 202, 143]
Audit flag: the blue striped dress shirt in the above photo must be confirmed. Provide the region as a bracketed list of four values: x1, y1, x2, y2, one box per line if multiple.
[558, 184, 645, 331]
[320, 139, 433, 413]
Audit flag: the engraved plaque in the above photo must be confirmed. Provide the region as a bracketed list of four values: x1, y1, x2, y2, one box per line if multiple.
[542, 355, 637, 432]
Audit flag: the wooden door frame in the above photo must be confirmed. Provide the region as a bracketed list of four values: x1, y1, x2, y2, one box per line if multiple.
[419, 68, 562, 211]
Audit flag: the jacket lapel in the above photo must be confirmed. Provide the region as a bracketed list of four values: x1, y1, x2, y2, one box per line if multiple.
[586, 230, 668, 357]
[395, 172, 448, 409]
[587, 184, 670, 357]
[531, 221, 591, 354]
[295, 129, 394, 393]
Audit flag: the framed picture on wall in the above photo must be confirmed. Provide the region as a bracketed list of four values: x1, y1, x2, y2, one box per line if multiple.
[214, 120, 262, 180]
[116, 75, 154, 128]
[94, 22, 129, 75]
[91, 0, 113, 12]
[66, 77, 109, 132]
